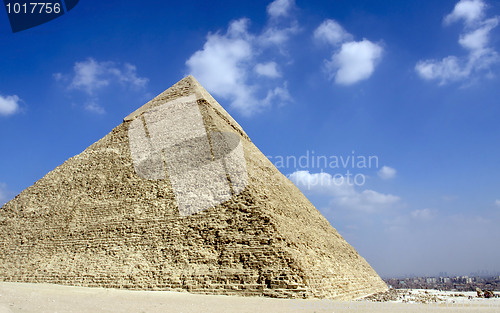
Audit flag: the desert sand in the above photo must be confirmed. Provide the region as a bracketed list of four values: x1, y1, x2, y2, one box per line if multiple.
[0, 282, 499, 313]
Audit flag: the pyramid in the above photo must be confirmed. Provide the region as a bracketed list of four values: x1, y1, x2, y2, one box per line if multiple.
[0, 76, 387, 299]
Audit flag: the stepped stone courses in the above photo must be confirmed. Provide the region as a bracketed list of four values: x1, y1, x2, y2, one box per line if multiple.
[0, 76, 388, 299]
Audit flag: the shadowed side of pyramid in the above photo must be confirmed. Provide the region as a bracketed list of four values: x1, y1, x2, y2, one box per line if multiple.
[0, 76, 387, 299]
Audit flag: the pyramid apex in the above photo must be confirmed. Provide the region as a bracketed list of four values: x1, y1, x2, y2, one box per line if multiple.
[124, 75, 203, 122]
[123, 76, 248, 140]
[185, 74, 197, 81]
[180, 74, 198, 86]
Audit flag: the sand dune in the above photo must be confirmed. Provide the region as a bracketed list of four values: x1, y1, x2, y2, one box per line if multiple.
[1, 283, 499, 313]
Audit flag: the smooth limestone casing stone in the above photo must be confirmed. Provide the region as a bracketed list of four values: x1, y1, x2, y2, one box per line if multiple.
[0, 76, 387, 299]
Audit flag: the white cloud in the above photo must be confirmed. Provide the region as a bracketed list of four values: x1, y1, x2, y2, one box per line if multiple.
[109, 63, 148, 88]
[459, 18, 498, 50]
[255, 62, 281, 78]
[0, 94, 20, 116]
[416, 0, 499, 84]
[411, 208, 435, 220]
[264, 84, 291, 104]
[335, 189, 400, 213]
[289, 170, 340, 193]
[186, 3, 296, 116]
[444, 0, 486, 26]
[415, 56, 468, 82]
[327, 39, 383, 85]
[260, 0, 300, 48]
[267, 0, 295, 19]
[288, 170, 400, 213]
[258, 23, 300, 47]
[69, 58, 148, 95]
[186, 20, 259, 114]
[314, 19, 383, 85]
[70, 58, 110, 94]
[495, 199, 500, 207]
[314, 19, 352, 46]
[378, 166, 397, 180]
[56, 58, 148, 113]
[84, 100, 105, 115]
[53, 72, 63, 81]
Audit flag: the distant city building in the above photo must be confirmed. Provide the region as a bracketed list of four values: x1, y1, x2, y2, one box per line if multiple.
[384, 275, 500, 292]
[426, 278, 437, 284]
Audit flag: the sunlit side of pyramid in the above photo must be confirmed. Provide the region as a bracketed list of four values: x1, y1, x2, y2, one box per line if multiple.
[0, 76, 387, 299]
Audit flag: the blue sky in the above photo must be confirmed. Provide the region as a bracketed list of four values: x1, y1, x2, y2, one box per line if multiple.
[1, 0, 500, 277]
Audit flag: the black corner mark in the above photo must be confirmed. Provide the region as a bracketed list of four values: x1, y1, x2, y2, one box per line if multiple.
[3, 0, 80, 33]
[4, 0, 65, 33]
